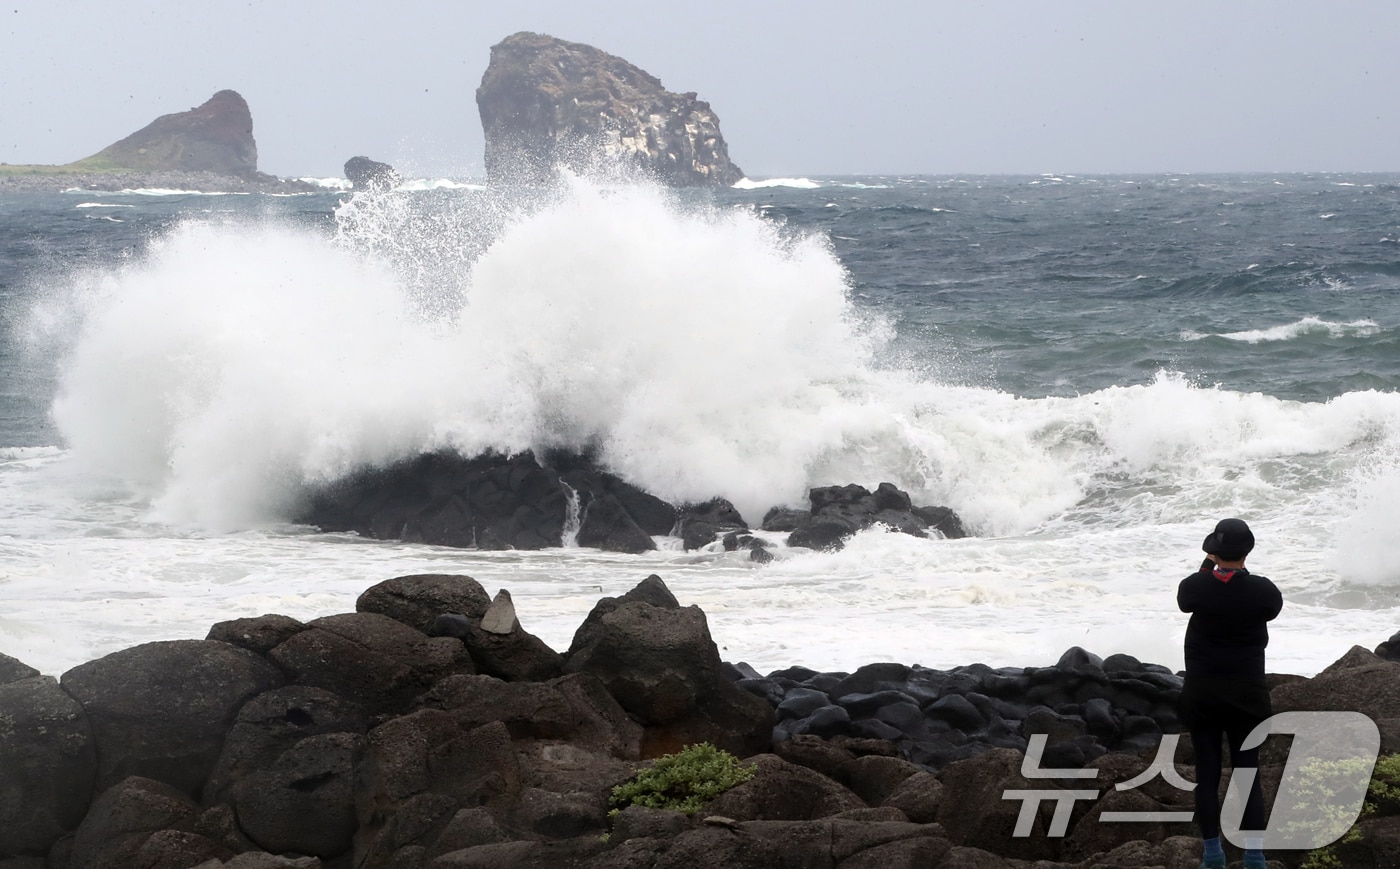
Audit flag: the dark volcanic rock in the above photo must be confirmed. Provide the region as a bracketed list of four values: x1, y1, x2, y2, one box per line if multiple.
[66, 776, 203, 869]
[230, 731, 362, 858]
[267, 612, 472, 716]
[477, 31, 744, 186]
[564, 575, 773, 756]
[557, 461, 678, 536]
[298, 450, 570, 551]
[417, 672, 641, 758]
[673, 498, 747, 551]
[206, 613, 307, 657]
[575, 494, 656, 553]
[0, 651, 38, 685]
[0, 674, 97, 857]
[786, 482, 967, 551]
[344, 155, 400, 190]
[203, 685, 368, 804]
[60, 640, 282, 796]
[355, 573, 493, 634]
[1273, 648, 1400, 721]
[704, 754, 866, 821]
[82, 90, 259, 177]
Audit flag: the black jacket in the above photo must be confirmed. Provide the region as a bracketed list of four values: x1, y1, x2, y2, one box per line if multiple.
[1177, 565, 1283, 680]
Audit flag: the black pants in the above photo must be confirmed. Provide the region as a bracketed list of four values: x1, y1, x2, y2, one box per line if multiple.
[1191, 720, 1267, 839]
[1180, 674, 1272, 840]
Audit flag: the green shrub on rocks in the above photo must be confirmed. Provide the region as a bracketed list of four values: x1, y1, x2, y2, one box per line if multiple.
[609, 742, 755, 816]
[1300, 753, 1400, 869]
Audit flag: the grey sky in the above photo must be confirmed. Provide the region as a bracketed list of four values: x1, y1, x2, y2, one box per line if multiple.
[3, 0, 1398, 179]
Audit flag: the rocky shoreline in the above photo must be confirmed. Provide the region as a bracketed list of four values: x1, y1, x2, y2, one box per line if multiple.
[4, 572, 1400, 869]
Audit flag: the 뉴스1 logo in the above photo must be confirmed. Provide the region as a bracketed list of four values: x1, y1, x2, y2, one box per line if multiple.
[1002, 711, 1379, 849]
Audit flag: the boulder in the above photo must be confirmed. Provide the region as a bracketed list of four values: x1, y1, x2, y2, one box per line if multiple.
[356, 574, 493, 634]
[267, 612, 472, 715]
[461, 608, 564, 683]
[66, 776, 201, 869]
[880, 771, 944, 824]
[477, 32, 744, 186]
[563, 576, 773, 756]
[131, 829, 234, 868]
[0, 675, 97, 857]
[508, 786, 609, 838]
[787, 482, 965, 551]
[1076, 835, 1202, 869]
[934, 747, 1066, 861]
[204, 685, 367, 804]
[1272, 656, 1400, 721]
[353, 792, 459, 869]
[230, 732, 362, 859]
[60, 640, 282, 795]
[79, 90, 259, 177]
[673, 499, 747, 551]
[1375, 630, 1400, 662]
[773, 734, 859, 779]
[425, 807, 511, 858]
[912, 505, 968, 540]
[0, 651, 38, 685]
[356, 713, 520, 832]
[344, 156, 399, 190]
[760, 507, 811, 533]
[1062, 786, 1194, 863]
[417, 673, 641, 758]
[704, 754, 866, 821]
[606, 805, 690, 845]
[836, 755, 923, 806]
[206, 614, 306, 656]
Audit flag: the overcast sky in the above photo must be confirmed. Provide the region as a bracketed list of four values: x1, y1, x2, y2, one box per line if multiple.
[3, 0, 1398, 179]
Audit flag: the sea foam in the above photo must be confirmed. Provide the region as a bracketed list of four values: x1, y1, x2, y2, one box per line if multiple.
[37, 178, 1400, 561]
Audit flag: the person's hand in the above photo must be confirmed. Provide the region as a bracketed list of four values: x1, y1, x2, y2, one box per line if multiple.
[1200, 556, 1215, 572]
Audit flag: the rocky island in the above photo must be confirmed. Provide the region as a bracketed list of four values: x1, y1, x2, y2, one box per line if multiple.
[477, 32, 745, 186]
[0, 90, 316, 194]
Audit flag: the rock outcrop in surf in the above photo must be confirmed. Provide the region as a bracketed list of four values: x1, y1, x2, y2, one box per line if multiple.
[295, 450, 965, 555]
[344, 155, 400, 190]
[81, 89, 260, 177]
[476, 32, 745, 186]
[5, 573, 1400, 867]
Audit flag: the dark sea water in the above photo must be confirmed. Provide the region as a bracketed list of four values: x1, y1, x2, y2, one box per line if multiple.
[738, 175, 1400, 400]
[2, 173, 1399, 678]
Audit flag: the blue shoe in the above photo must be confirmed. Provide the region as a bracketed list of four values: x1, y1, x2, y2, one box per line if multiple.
[1199, 857, 1226, 869]
[1242, 854, 1267, 869]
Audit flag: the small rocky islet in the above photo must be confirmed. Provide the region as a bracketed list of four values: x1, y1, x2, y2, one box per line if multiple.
[5, 571, 1400, 869]
[1, 31, 744, 195]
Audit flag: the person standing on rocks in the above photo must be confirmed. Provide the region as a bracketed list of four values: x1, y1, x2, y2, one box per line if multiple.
[1177, 517, 1282, 869]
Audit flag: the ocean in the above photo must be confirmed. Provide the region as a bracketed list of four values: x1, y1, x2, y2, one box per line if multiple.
[2, 173, 1399, 680]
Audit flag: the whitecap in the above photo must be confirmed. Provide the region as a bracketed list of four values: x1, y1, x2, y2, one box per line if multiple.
[296, 177, 353, 190]
[1217, 317, 1379, 343]
[731, 177, 821, 190]
[395, 178, 487, 192]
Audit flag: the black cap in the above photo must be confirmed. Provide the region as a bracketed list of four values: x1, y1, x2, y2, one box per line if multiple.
[1202, 517, 1254, 561]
